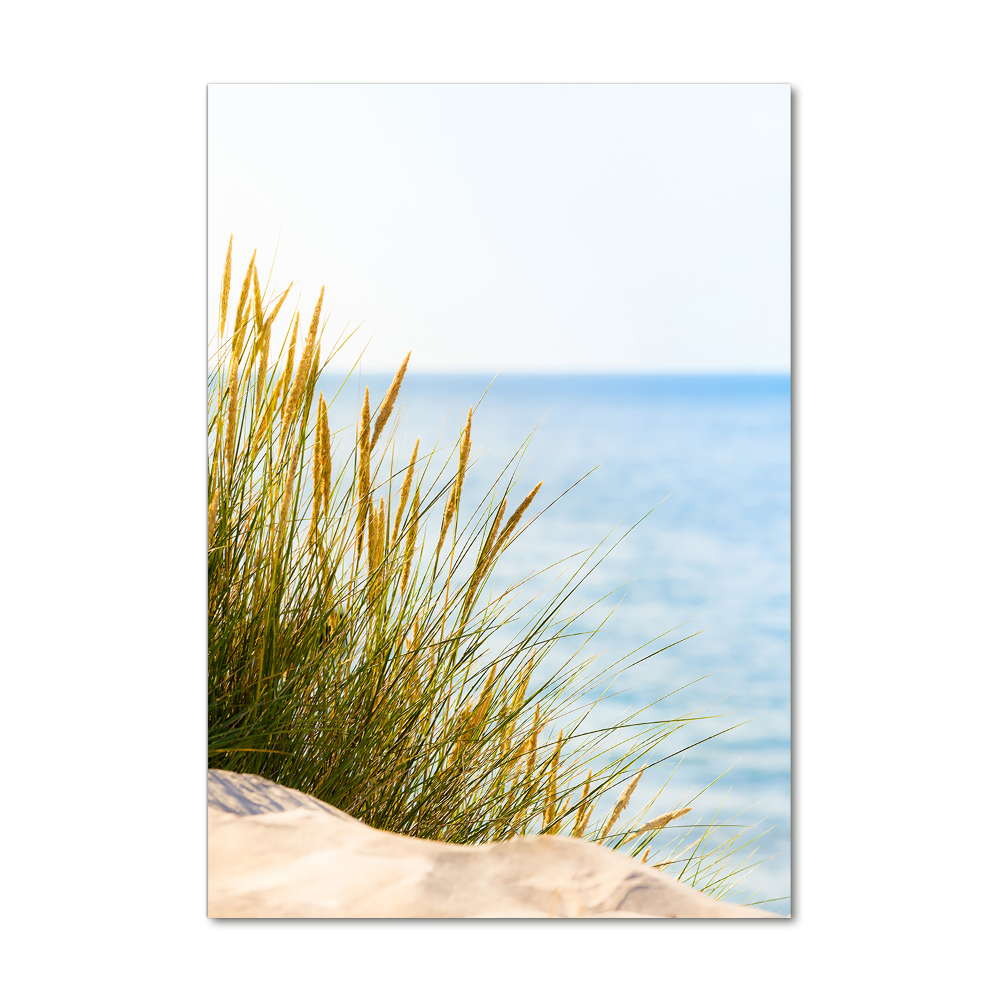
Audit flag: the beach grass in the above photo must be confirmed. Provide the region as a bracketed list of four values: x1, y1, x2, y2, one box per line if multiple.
[208, 238, 768, 902]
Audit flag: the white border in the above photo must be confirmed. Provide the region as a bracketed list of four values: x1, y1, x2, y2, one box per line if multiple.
[4, 2, 997, 995]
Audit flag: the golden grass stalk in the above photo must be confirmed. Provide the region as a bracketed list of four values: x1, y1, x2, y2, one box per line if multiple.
[318, 393, 332, 514]
[525, 704, 541, 783]
[454, 408, 472, 516]
[279, 313, 299, 398]
[249, 282, 291, 417]
[254, 323, 271, 417]
[435, 409, 472, 558]
[208, 488, 220, 544]
[371, 351, 411, 449]
[543, 729, 565, 831]
[446, 705, 472, 767]
[250, 384, 278, 456]
[572, 769, 593, 837]
[599, 767, 646, 841]
[218, 235, 233, 333]
[232, 250, 256, 348]
[280, 288, 324, 446]
[482, 499, 508, 562]
[435, 492, 457, 558]
[400, 484, 419, 593]
[375, 498, 387, 573]
[472, 664, 497, 729]
[457, 408, 472, 488]
[252, 266, 265, 342]
[367, 502, 380, 578]
[512, 656, 531, 711]
[497, 721, 517, 785]
[623, 806, 693, 844]
[356, 387, 371, 557]
[448, 664, 498, 767]
[266, 282, 293, 331]
[222, 255, 257, 480]
[224, 350, 240, 480]
[492, 481, 543, 555]
[276, 436, 301, 544]
[391, 438, 420, 548]
[311, 425, 323, 538]
[465, 497, 507, 603]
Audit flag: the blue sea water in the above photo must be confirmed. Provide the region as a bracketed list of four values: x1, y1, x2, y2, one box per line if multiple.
[319, 372, 791, 913]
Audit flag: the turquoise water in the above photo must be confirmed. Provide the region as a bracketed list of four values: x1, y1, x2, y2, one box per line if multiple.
[320, 372, 791, 912]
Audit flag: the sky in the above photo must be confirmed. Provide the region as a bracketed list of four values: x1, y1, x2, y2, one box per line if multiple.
[209, 84, 789, 373]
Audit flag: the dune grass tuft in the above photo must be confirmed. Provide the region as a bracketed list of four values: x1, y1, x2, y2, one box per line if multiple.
[208, 242, 768, 902]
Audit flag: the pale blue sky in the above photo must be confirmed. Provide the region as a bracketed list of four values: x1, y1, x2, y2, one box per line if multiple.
[209, 84, 789, 373]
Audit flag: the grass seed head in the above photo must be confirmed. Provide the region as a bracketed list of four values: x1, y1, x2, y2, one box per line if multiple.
[219, 235, 233, 333]
[311, 427, 323, 536]
[279, 313, 299, 398]
[600, 767, 646, 841]
[572, 769, 593, 837]
[493, 481, 543, 555]
[436, 490, 458, 558]
[232, 250, 256, 350]
[623, 806, 693, 844]
[391, 438, 420, 547]
[281, 288, 323, 446]
[224, 360, 240, 479]
[525, 704, 541, 780]
[543, 728, 565, 830]
[371, 351, 411, 448]
[401, 484, 420, 594]
[265, 282, 292, 331]
[254, 324, 271, 416]
[252, 265, 265, 339]
[318, 393, 332, 514]
[356, 387, 371, 555]
[276, 437, 301, 543]
[208, 488, 220, 544]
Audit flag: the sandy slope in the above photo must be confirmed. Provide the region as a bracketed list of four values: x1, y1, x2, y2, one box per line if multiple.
[208, 769, 779, 919]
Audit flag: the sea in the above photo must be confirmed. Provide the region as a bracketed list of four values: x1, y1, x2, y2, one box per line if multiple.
[318, 372, 791, 913]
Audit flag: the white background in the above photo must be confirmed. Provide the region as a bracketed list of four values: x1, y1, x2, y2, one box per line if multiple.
[2, 2, 997, 998]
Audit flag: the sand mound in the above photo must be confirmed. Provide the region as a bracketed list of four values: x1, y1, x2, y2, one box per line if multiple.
[208, 769, 778, 918]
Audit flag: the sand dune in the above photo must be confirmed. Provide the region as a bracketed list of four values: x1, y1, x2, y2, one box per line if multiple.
[208, 769, 779, 918]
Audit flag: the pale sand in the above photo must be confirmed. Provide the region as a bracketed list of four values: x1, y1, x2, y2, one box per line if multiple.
[208, 769, 780, 919]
